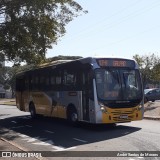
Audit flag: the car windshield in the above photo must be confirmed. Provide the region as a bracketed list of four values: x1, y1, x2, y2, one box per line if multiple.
[144, 89, 154, 94]
[95, 68, 142, 101]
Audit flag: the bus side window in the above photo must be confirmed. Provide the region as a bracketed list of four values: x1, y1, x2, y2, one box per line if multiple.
[16, 78, 25, 92]
[56, 76, 61, 84]
[24, 76, 28, 91]
[63, 70, 76, 86]
[55, 70, 62, 90]
[34, 76, 39, 90]
[39, 76, 45, 90]
[45, 73, 50, 90]
[51, 76, 55, 85]
[30, 74, 33, 90]
[46, 77, 50, 86]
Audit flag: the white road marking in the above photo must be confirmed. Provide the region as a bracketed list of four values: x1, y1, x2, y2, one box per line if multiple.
[11, 121, 17, 123]
[73, 138, 87, 143]
[18, 133, 77, 151]
[22, 136, 45, 142]
[52, 146, 65, 151]
[18, 117, 31, 119]
[45, 130, 54, 134]
[52, 146, 76, 151]
[43, 140, 54, 145]
[19, 134, 29, 138]
[11, 126, 25, 129]
[25, 125, 32, 127]
[22, 137, 38, 143]
[19, 134, 54, 146]
[33, 140, 54, 146]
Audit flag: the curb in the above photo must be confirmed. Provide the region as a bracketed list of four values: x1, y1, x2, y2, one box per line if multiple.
[1, 137, 29, 152]
[0, 137, 47, 160]
[143, 116, 160, 120]
[0, 103, 16, 106]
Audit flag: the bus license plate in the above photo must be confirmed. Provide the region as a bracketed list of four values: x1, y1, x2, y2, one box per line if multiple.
[119, 115, 128, 119]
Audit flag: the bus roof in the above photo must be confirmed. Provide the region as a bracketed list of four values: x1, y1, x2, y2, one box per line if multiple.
[39, 60, 73, 67]
[16, 57, 138, 77]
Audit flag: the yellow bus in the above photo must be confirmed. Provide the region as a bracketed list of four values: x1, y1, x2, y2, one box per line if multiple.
[16, 57, 144, 124]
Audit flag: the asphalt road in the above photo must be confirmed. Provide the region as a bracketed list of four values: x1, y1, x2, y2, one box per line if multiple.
[0, 105, 160, 160]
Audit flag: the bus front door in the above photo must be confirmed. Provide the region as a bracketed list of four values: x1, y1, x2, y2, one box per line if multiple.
[82, 72, 90, 121]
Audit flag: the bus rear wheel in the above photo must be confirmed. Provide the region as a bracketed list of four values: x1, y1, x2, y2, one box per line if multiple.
[29, 103, 36, 119]
[67, 107, 78, 125]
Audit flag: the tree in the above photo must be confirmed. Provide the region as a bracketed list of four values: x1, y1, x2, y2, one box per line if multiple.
[133, 53, 160, 88]
[0, 0, 86, 65]
[152, 63, 160, 84]
[0, 66, 11, 90]
[46, 55, 82, 62]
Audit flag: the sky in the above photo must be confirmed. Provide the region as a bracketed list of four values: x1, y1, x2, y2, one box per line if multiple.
[47, 0, 160, 59]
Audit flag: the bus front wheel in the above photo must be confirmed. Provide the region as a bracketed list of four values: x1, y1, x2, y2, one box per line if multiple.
[29, 103, 36, 119]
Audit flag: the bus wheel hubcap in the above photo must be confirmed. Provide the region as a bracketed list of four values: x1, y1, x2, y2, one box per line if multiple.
[71, 113, 77, 122]
[31, 110, 33, 115]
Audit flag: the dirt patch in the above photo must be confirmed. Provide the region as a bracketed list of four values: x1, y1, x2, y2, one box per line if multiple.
[0, 99, 16, 106]
[144, 101, 160, 117]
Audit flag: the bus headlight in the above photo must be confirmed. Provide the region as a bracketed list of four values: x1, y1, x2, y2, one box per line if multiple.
[99, 103, 107, 113]
[138, 105, 143, 110]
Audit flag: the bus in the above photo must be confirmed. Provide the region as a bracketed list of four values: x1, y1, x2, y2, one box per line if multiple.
[16, 57, 144, 124]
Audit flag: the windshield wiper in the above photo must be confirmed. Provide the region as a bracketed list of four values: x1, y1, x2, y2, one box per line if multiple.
[116, 100, 130, 103]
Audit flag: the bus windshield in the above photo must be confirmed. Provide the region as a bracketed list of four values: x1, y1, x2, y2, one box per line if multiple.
[95, 68, 142, 103]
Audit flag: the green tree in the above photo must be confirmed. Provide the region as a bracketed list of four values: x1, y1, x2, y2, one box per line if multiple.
[0, 0, 86, 65]
[0, 66, 11, 90]
[46, 55, 82, 62]
[7, 66, 20, 97]
[152, 63, 160, 84]
[133, 53, 160, 88]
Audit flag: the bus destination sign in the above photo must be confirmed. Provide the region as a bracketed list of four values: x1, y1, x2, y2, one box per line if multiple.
[96, 59, 135, 68]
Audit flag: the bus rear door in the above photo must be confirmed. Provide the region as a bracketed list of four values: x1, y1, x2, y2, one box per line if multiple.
[16, 77, 25, 111]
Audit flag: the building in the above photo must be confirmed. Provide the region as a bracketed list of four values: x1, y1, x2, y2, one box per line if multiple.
[0, 61, 5, 68]
[0, 61, 5, 98]
[0, 84, 5, 98]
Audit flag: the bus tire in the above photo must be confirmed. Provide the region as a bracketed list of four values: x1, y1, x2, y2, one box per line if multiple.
[29, 103, 36, 119]
[108, 123, 116, 128]
[67, 106, 78, 125]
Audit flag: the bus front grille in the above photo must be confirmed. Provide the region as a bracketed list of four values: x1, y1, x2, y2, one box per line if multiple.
[111, 110, 134, 122]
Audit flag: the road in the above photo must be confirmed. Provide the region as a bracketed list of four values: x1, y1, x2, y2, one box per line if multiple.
[0, 105, 160, 160]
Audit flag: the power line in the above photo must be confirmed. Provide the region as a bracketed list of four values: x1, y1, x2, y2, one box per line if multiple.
[64, 0, 143, 41]
[84, 25, 160, 54]
[67, 0, 142, 38]
[63, 0, 160, 43]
